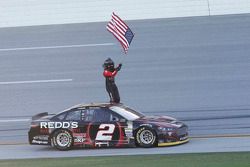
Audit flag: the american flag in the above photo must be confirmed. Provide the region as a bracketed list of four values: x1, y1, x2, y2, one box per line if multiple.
[107, 12, 134, 53]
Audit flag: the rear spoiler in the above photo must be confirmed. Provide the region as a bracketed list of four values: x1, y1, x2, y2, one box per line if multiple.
[32, 112, 48, 120]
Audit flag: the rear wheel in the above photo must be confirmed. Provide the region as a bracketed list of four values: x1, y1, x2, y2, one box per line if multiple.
[52, 129, 73, 150]
[135, 127, 157, 148]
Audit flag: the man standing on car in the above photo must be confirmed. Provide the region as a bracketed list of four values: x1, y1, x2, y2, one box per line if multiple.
[103, 58, 122, 103]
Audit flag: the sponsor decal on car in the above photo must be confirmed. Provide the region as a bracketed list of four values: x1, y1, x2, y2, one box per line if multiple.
[32, 140, 48, 144]
[125, 121, 133, 138]
[33, 135, 49, 141]
[40, 128, 49, 134]
[73, 133, 87, 144]
[40, 122, 78, 129]
[95, 141, 109, 147]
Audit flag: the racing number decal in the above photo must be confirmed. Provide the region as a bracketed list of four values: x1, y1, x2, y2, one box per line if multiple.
[95, 124, 115, 141]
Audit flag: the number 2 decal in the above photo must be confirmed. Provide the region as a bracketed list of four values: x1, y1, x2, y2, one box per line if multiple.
[95, 124, 115, 141]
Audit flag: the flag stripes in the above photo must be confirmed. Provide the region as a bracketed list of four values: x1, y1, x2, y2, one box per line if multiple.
[107, 12, 134, 53]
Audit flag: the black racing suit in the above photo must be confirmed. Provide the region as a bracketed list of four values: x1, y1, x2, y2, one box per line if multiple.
[103, 67, 120, 103]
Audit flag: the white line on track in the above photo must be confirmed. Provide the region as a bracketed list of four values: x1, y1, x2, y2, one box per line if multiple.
[0, 119, 30, 123]
[0, 43, 114, 52]
[0, 79, 73, 85]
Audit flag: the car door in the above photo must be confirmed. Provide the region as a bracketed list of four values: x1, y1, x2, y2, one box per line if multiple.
[84, 107, 128, 147]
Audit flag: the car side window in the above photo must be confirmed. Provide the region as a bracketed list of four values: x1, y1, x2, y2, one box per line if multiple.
[82, 108, 112, 122]
[83, 109, 95, 122]
[65, 110, 82, 121]
[53, 112, 67, 121]
[110, 112, 123, 122]
[93, 108, 111, 122]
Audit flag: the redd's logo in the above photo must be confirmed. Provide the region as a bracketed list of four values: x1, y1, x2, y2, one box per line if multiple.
[40, 122, 78, 129]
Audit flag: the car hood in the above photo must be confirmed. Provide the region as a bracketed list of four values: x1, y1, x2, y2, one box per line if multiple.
[135, 115, 183, 128]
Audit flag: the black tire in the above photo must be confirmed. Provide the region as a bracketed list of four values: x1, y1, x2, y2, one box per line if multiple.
[52, 129, 73, 151]
[135, 127, 157, 148]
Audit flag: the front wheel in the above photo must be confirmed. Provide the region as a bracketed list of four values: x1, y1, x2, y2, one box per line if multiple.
[52, 129, 73, 150]
[135, 127, 157, 148]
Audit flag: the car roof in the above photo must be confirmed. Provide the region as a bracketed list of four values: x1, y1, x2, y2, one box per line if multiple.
[62, 102, 124, 112]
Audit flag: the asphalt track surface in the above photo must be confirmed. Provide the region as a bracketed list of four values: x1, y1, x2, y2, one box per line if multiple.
[0, 14, 250, 159]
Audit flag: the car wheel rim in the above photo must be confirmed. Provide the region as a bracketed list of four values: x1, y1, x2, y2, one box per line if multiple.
[56, 132, 70, 147]
[140, 130, 154, 144]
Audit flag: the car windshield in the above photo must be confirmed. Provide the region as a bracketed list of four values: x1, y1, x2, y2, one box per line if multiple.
[109, 106, 145, 121]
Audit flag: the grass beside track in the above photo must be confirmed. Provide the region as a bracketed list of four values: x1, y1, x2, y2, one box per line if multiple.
[1, 152, 250, 167]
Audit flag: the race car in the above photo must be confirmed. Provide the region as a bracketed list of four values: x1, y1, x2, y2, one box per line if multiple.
[28, 103, 188, 150]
